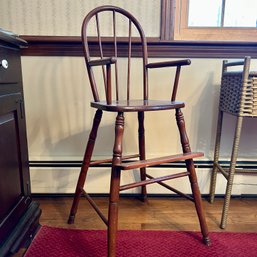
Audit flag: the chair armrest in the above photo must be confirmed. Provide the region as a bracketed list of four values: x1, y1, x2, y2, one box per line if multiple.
[88, 57, 116, 105]
[146, 59, 191, 101]
[146, 59, 191, 69]
[88, 57, 117, 67]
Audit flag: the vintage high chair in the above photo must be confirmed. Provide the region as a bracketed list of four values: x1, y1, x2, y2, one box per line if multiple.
[209, 57, 257, 229]
[68, 6, 210, 256]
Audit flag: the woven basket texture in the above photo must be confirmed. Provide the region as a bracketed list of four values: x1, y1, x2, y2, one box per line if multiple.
[219, 71, 257, 116]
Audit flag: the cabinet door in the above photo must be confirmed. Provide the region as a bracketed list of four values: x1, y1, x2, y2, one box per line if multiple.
[0, 93, 31, 243]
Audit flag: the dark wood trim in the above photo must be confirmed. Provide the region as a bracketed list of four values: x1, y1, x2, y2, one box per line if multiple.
[20, 35, 257, 58]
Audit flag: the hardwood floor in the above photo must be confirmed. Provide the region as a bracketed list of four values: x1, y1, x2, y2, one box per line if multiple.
[37, 196, 257, 232]
[14, 196, 257, 256]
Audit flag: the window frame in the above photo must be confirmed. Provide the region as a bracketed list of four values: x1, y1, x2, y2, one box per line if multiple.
[173, 0, 257, 42]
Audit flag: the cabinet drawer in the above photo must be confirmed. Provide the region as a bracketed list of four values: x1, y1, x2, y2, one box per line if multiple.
[0, 46, 22, 84]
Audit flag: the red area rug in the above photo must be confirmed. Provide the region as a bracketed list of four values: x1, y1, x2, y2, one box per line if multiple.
[24, 226, 257, 257]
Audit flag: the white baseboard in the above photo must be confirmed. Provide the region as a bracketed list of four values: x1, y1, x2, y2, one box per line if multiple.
[29, 167, 257, 195]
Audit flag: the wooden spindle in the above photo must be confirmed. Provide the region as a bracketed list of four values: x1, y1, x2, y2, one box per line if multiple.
[95, 14, 107, 93]
[106, 63, 112, 105]
[127, 19, 132, 101]
[113, 11, 119, 101]
[175, 108, 191, 153]
[95, 14, 104, 58]
[171, 66, 181, 101]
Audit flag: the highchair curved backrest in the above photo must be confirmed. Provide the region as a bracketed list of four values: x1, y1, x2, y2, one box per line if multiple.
[81, 5, 148, 104]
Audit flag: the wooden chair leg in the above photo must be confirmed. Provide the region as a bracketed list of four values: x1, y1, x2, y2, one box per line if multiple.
[210, 110, 224, 203]
[68, 110, 103, 224]
[108, 112, 124, 257]
[176, 108, 210, 245]
[187, 159, 211, 245]
[138, 111, 147, 202]
[220, 116, 243, 229]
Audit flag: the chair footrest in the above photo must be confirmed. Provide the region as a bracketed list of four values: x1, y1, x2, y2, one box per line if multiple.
[116, 152, 203, 170]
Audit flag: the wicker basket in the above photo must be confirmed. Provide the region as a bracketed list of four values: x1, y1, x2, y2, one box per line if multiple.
[219, 71, 257, 117]
[210, 57, 257, 230]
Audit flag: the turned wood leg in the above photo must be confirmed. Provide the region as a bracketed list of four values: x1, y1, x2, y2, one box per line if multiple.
[108, 112, 124, 257]
[220, 116, 243, 229]
[175, 108, 210, 245]
[68, 110, 102, 224]
[210, 110, 224, 204]
[138, 111, 147, 202]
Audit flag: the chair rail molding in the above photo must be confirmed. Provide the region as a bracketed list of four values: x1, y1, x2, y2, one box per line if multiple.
[20, 35, 257, 58]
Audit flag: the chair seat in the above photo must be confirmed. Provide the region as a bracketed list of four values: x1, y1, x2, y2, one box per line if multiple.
[91, 99, 185, 112]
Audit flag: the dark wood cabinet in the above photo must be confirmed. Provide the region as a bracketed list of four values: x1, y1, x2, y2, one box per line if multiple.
[0, 30, 41, 257]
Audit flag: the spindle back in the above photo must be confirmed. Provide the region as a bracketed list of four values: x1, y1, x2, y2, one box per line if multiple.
[81, 6, 148, 104]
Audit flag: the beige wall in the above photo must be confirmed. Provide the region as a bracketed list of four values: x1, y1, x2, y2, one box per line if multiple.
[0, 0, 160, 37]
[22, 57, 257, 161]
[21, 56, 257, 194]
